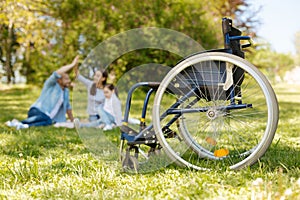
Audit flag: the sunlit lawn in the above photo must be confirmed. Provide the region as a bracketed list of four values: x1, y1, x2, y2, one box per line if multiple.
[0, 83, 299, 199]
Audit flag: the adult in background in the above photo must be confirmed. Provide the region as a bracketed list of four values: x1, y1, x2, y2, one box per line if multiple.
[76, 68, 108, 122]
[6, 55, 79, 129]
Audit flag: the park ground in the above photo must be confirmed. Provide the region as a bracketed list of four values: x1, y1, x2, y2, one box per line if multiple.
[0, 83, 299, 199]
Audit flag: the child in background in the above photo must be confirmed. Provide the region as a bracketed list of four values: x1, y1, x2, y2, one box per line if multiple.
[74, 83, 122, 130]
[98, 84, 122, 130]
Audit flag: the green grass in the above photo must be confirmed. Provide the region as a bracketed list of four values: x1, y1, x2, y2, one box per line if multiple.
[0, 83, 300, 199]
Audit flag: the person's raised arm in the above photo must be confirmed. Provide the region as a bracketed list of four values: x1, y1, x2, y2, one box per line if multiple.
[74, 64, 92, 87]
[56, 55, 79, 76]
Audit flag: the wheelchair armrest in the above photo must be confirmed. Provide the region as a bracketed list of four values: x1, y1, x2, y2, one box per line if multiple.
[222, 18, 252, 56]
[229, 35, 252, 48]
[242, 42, 251, 48]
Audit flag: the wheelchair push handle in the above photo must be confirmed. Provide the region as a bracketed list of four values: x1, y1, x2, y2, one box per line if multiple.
[222, 17, 232, 35]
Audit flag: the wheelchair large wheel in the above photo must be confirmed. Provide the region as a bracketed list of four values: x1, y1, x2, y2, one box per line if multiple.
[152, 52, 278, 170]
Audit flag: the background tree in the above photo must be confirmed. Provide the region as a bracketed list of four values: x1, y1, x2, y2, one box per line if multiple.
[0, 0, 261, 85]
[0, 0, 23, 84]
[247, 42, 294, 82]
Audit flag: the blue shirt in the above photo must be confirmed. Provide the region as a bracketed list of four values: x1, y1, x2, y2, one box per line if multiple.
[31, 72, 71, 122]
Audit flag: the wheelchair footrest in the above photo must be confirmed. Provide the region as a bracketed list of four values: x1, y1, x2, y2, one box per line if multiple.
[126, 134, 157, 145]
[121, 128, 157, 145]
[120, 125, 138, 135]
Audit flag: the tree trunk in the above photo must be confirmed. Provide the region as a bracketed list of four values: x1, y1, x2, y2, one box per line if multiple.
[4, 44, 12, 84]
[4, 21, 15, 84]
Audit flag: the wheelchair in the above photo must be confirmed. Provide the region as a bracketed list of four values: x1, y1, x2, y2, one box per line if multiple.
[119, 18, 279, 172]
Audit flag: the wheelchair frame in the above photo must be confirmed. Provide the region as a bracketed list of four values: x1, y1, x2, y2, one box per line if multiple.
[119, 17, 278, 172]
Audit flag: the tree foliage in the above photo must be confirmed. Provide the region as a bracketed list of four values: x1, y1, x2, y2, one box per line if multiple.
[247, 43, 294, 79]
[0, 0, 259, 84]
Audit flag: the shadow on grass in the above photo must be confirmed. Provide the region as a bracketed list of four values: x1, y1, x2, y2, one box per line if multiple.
[0, 125, 88, 158]
[1, 85, 299, 175]
[1, 124, 299, 176]
[0, 86, 40, 122]
[278, 102, 300, 120]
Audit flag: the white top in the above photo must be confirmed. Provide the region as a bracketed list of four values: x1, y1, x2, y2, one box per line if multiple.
[49, 92, 63, 119]
[77, 74, 105, 115]
[103, 93, 122, 126]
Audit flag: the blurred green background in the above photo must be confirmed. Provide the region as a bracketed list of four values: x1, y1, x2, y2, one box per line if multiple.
[0, 0, 298, 86]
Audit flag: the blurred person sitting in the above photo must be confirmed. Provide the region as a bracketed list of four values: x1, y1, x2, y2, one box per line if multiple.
[5, 55, 79, 129]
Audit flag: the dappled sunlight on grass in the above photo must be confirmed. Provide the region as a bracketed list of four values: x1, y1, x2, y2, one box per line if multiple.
[274, 83, 300, 103]
[0, 84, 41, 122]
[273, 83, 300, 154]
[0, 83, 299, 199]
